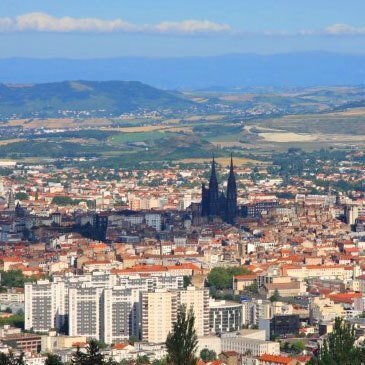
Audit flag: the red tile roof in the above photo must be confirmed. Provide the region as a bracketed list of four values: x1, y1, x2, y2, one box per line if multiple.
[258, 354, 294, 364]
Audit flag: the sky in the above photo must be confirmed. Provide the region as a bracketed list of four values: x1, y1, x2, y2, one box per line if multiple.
[1, 0, 365, 58]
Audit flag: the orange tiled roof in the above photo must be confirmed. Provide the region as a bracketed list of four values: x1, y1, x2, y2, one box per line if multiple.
[258, 354, 293, 364]
[113, 343, 129, 350]
[329, 292, 362, 304]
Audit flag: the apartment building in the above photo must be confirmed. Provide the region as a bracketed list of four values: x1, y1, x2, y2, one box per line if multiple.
[68, 285, 103, 339]
[141, 286, 209, 343]
[242, 299, 271, 326]
[25, 272, 184, 341]
[102, 287, 140, 344]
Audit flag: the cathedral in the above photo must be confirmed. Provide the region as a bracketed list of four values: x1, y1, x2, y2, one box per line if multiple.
[201, 155, 238, 224]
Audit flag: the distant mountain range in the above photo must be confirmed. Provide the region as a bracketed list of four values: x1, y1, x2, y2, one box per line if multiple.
[0, 81, 192, 118]
[0, 52, 365, 89]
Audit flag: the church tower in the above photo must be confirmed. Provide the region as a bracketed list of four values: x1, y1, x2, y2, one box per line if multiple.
[225, 154, 238, 224]
[201, 183, 209, 216]
[208, 156, 220, 216]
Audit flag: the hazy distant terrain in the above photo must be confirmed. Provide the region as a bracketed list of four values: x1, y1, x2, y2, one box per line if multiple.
[1, 52, 365, 89]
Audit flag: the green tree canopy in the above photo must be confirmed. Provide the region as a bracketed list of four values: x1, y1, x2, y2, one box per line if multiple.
[0, 269, 35, 288]
[0, 351, 26, 365]
[291, 340, 305, 354]
[166, 305, 198, 365]
[15, 192, 29, 201]
[200, 349, 217, 362]
[269, 289, 281, 302]
[71, 340, 104, 365]
[207, 266, 251, 290]
[45, 353, 64, 365]
[309, 317, 365, 365]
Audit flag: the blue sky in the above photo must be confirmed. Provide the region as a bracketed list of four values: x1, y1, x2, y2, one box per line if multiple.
[1, 0, 365, 58]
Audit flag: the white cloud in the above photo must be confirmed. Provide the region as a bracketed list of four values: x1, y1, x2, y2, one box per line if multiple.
[2, 13, 365, 38]
[152, 20, 231, 34]
[325, 23, 365, 35]
[0, 12, 231, 35]
[15, 12, 136, 33]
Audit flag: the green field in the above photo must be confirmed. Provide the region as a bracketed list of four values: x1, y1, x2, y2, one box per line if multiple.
[108, 131, 167, 144]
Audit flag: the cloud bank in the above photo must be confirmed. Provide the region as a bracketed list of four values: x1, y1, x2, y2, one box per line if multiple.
[0, 12, 231, 35]
[0, 13, 364, 37]
[325, 23, 365, 35]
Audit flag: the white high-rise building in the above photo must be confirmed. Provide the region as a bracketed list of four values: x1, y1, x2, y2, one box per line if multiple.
[141, 286, 209, 344]
[102, 287, 140, 344]
[25, 280, 67, 333]
[141, 289, 177, 344]
[179, 286, 209, 337]
[25, 272, 184, 342]
[69, 285, 103, 340]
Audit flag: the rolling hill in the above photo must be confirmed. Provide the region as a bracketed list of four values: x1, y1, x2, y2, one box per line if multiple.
[0, 80, 193, 118]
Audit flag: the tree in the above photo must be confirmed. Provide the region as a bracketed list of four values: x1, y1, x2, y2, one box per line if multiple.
[84, 340, 104, 365]
[282, 341, 290, 352]
[15, 192, 28, 201]
[166, 305, 198, 365]
[104, 358, 118, 365]
[200, 349, 217, 361]
[71, 340, 106, 365]
[269, 289, 280, 302]
[71, 347, 87, 365]
[151, 359, 167, 365]
[136, 355, 150, 364]
[0, 351, 26, 365]
[291, 340, 305, 354]
[45, 354, 64, 365]
[245, 282, 258, 294]
[207, 267, 251, 290]
[128, 335, 139, 345]
[183, 276, 192, 288]
[309, 317, 365, 365]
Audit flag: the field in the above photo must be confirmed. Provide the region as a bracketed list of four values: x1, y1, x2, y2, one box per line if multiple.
[176, 157, 263, 166]
[0, 86, 364, 167]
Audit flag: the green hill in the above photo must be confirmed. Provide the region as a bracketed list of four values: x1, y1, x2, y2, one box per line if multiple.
[0, 80, 194, 118]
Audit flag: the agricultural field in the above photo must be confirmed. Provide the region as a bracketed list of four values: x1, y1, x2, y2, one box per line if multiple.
[0, 85, 364, 167]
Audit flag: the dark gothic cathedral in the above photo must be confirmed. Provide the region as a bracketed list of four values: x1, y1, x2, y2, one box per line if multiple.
[201, 155, 238, 224]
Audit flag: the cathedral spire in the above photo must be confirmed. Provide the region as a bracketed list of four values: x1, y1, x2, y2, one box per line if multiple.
[208, 154, 219, 216]
[209, 154, 218, 186]
[226, 154, 238, 224]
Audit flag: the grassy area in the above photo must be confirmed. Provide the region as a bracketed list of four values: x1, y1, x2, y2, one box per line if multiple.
[108, 131, 167, 144]
[176, 157, 263, 166]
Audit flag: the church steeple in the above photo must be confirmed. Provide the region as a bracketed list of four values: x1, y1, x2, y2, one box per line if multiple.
[226, 153, 238, 224]
[208, 154, 219, 216]
[209, 155, 218, 187]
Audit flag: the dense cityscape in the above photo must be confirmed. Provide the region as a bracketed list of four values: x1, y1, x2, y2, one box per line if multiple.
[1, 1, 365, 365]
[0, 142, 362, 364]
